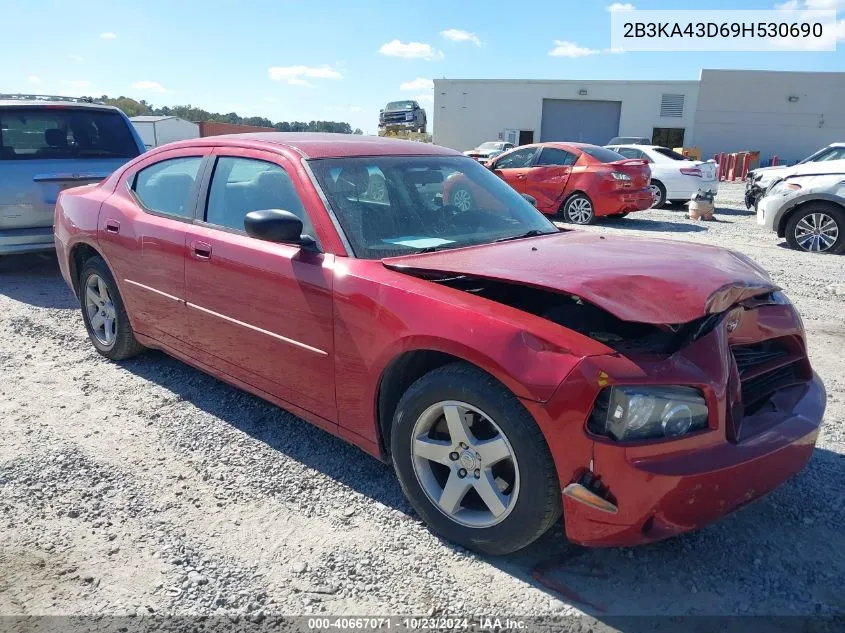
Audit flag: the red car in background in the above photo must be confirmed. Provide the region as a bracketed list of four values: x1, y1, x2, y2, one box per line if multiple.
[444, 142, 653, 224]
[54, 133, 825, 556]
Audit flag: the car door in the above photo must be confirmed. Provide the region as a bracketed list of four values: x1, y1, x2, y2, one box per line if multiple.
[523, 147, 577, 212]
[182, 147, 336, 425]
[490, 147, 538, 195]
[96, 148, 208, 345]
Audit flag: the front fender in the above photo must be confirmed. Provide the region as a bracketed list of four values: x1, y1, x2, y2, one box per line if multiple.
[775, 192, 845, 236]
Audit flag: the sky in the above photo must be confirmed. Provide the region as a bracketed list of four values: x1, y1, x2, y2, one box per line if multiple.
[2, 0, 843, 135]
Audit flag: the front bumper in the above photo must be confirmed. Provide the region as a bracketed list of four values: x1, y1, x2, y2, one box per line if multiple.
[757, 193, 786, 231]
[0, 226, 56, 255]
[521, 302, 825, 548]
[563, 375, 824, 547]
[378, 120, 417, 129]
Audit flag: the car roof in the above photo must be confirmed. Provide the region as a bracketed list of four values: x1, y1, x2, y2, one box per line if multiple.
[0, 99, 121, 112]
[160, 133, 461, 159]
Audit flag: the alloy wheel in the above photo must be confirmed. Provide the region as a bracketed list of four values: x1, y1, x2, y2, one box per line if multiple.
[410, 400, 520, 529]
[794, 212, 839, 252]
[649, 183, 664, 208]
[567, 197, 593, 224]
[84, 274, 117, 346]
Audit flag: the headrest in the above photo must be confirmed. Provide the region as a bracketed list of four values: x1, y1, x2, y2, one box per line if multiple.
[45, 129, 68, 147]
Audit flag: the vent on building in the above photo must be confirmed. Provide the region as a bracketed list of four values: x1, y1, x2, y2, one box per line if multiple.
[660, 93, 685, 118]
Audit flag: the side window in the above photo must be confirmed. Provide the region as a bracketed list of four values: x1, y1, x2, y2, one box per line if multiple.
[536, 148, 576, 166]
[133, 156, 204, 218]
[494, 148, 536, 169]
[205, 157, 315, 237]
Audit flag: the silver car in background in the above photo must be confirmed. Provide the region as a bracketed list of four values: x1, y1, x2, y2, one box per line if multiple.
[0, 95, 144, 255]
[757, 159, 845, 254]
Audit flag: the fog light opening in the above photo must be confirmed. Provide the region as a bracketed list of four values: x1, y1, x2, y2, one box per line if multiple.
[641, 515, 655, 535]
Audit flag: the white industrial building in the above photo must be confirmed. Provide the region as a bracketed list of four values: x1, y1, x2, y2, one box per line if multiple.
[433, 69, 845, 164]
[130, 115, 199, 149]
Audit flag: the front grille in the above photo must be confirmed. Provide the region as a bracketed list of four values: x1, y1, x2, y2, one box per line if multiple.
[730, 339, 806, 420]
[382, 111, 410, 123]
[732, 340, 791, 377]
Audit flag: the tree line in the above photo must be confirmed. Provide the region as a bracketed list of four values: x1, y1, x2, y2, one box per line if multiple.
[90, 95, 363, 135]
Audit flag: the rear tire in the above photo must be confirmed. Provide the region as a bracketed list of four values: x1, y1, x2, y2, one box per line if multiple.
[649, 180, 667, 208]
[79, 256, 145, 360]
[391, 363, 561, 556]
[784, 204, 844, 254]
[562, 193, 595, 225]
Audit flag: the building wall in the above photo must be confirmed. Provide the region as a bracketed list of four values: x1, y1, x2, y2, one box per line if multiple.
[691, 69, 845, 163]
[433, 79, 700, 151]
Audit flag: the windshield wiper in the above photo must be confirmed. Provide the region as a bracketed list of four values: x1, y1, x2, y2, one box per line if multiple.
[414, 246, 444, 254]
[494, 229, 555, 243]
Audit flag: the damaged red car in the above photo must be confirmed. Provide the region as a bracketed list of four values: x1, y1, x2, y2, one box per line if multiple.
[54, 134, 826, 555]
[443, 142, 654, 224]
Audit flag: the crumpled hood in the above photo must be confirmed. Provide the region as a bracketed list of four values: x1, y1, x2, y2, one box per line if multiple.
[383, 232, 778, 325]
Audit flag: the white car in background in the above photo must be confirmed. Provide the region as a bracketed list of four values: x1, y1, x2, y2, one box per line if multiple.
[756, 158, 845, 254]
[463, 141, 515, 162]
[605, 144, 718, 208]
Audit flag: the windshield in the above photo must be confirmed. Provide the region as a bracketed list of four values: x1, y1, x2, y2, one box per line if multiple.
[385, 101, 414, 110]
[478, 142, 503, 150]
[581, 146, 626, 163]
[799, 146, 845, 164]
[309, 155, 558, 259]
[0, 107, 140, 160]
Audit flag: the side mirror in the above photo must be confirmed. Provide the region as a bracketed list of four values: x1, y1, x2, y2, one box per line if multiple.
[244, 209, 316, 248]
[521, 193, 537, 207]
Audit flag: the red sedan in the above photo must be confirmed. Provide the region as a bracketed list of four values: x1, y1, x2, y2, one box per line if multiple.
[444, 142, 653, 224]
[54, 133, 825, 555]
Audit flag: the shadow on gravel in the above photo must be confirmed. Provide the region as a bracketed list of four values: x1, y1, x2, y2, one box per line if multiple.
[123, 350, 844, 625]
[0, 252, 77, 310]
[599, 217, 708, 233]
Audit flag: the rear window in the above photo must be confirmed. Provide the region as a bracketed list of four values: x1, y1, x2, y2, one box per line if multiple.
[0, 107, 140, 160]
[580, 146, 626, 163]
[653, 147, 692, 161]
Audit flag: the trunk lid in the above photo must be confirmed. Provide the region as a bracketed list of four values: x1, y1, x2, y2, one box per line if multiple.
[0, 159, 123, 230]
[610, 158, 650, 189]
[383, 232, 777, 324]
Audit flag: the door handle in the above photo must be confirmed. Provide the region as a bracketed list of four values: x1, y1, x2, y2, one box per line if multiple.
[191, 240, 212, 260]
[516, 174, 526, 180]
[104, 219, 120, 234]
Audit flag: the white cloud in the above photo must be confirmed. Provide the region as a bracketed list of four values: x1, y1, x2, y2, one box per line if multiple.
[378, 39, 444, 60]
[413, 93, 434, 104]
[263, 96, 278, 103]
[440, 28, 482, 46]
[776, 0, 843, 9]
[268, 65, 342, 87]
[61, 80, 92, 89]
[68, 54, 84, 62]
[772, 0, 844, 48]
[132, 80, 168, 93]
[27, 75, 41, 84]
[400, 77, 434, 91]
[100, 32, 117, 39]
[549, 40, 627, 57]
[549, 40, 600, 57]
[607, 2, 635, 11]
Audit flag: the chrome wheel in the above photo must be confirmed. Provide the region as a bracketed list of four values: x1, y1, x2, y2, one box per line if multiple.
[84, 274, 117, 346]
[410, 400, 520, 529]
[794, 212, 839, 252]
[649, 182, 664, 208]
[566, 197, 593, 224]
[452, 188, 473, 212]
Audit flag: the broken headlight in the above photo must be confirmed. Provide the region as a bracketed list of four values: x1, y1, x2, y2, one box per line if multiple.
[587, 386, 709, 442]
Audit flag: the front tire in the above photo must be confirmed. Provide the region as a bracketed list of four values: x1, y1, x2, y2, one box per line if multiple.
[79, 256, 145, 360]
[785, 204, 844, 254]
[391, 363, 561, 556]
[562, 193, 595, 225]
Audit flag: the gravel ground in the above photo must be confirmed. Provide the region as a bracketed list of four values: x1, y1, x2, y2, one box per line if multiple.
[1, 183, 843, 631]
